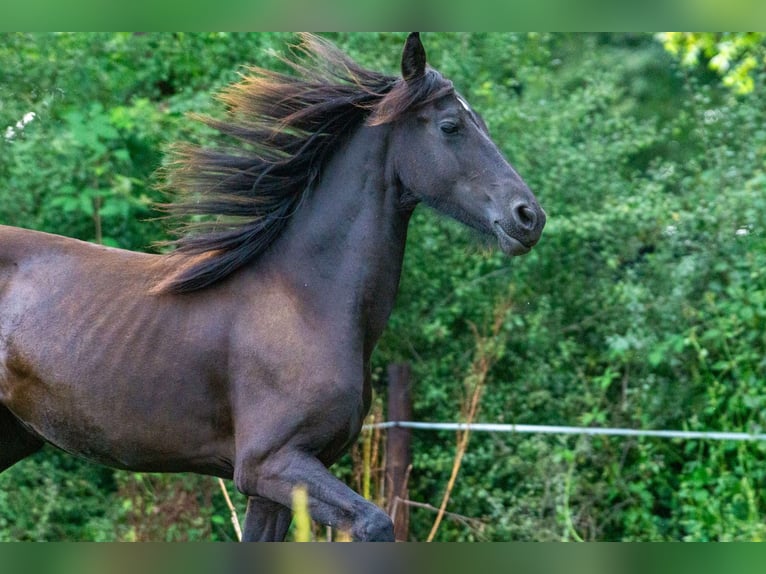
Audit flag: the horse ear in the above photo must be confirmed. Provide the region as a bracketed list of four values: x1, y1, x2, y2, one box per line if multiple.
[401, 32, 427, 82]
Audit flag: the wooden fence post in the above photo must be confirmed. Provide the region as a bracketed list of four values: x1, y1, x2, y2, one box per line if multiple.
[386, 362, 412, 542]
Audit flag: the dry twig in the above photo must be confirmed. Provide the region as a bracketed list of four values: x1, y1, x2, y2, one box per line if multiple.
[216, 478, 242, 541]
[426, 298, 512, 542]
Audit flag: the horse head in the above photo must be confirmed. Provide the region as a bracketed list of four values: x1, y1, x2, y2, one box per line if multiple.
[380, 33, 546, 256]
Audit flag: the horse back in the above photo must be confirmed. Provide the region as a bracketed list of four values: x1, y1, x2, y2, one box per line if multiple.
[0, 224, 164, 292]
[0, 223, 147, 265]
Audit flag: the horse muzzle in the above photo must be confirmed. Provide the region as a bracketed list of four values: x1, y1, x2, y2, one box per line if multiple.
[493, 201, 546, 256]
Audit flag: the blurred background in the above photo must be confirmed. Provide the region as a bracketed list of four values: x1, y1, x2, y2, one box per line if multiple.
[1, 32, 764, 541]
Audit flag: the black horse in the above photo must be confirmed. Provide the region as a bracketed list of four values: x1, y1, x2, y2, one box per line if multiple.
[0, 33, 544, 541]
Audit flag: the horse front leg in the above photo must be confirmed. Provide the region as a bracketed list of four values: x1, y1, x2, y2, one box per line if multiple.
[241, 495, 292, 542]
[234, 449, 394, 542]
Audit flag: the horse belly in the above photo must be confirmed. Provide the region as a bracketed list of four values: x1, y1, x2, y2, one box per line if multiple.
[2, 364, 234, 475]
[1, 291, 234, 476]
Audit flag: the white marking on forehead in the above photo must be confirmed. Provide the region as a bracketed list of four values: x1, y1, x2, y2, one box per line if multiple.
[456, 94, 471, 111]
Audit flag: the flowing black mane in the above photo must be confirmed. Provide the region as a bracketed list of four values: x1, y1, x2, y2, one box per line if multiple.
[157, 33, 453, 293]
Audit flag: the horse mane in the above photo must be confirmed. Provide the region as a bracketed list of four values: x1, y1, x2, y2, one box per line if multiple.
[155, 33, 453, 294]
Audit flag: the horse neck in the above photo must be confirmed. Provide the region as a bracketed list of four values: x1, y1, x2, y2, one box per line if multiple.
[267, 124, 413, 353]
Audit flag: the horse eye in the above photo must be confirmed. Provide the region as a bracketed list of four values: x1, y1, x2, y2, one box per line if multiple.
[440, 121, 459, 135]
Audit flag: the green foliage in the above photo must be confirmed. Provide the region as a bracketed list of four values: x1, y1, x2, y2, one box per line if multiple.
[373, 33, 766, 541]
[2, 33, 766, 541]
[658, 32, 766, 95]
[0, 32, 292, 247]
[0, 448, 117, 541]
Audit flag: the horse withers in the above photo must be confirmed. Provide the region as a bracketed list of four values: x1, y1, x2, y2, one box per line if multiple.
[0, 33, 544, 541]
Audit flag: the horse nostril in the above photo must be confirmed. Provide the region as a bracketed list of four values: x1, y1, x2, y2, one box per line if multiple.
[514, 203, 537, 230]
